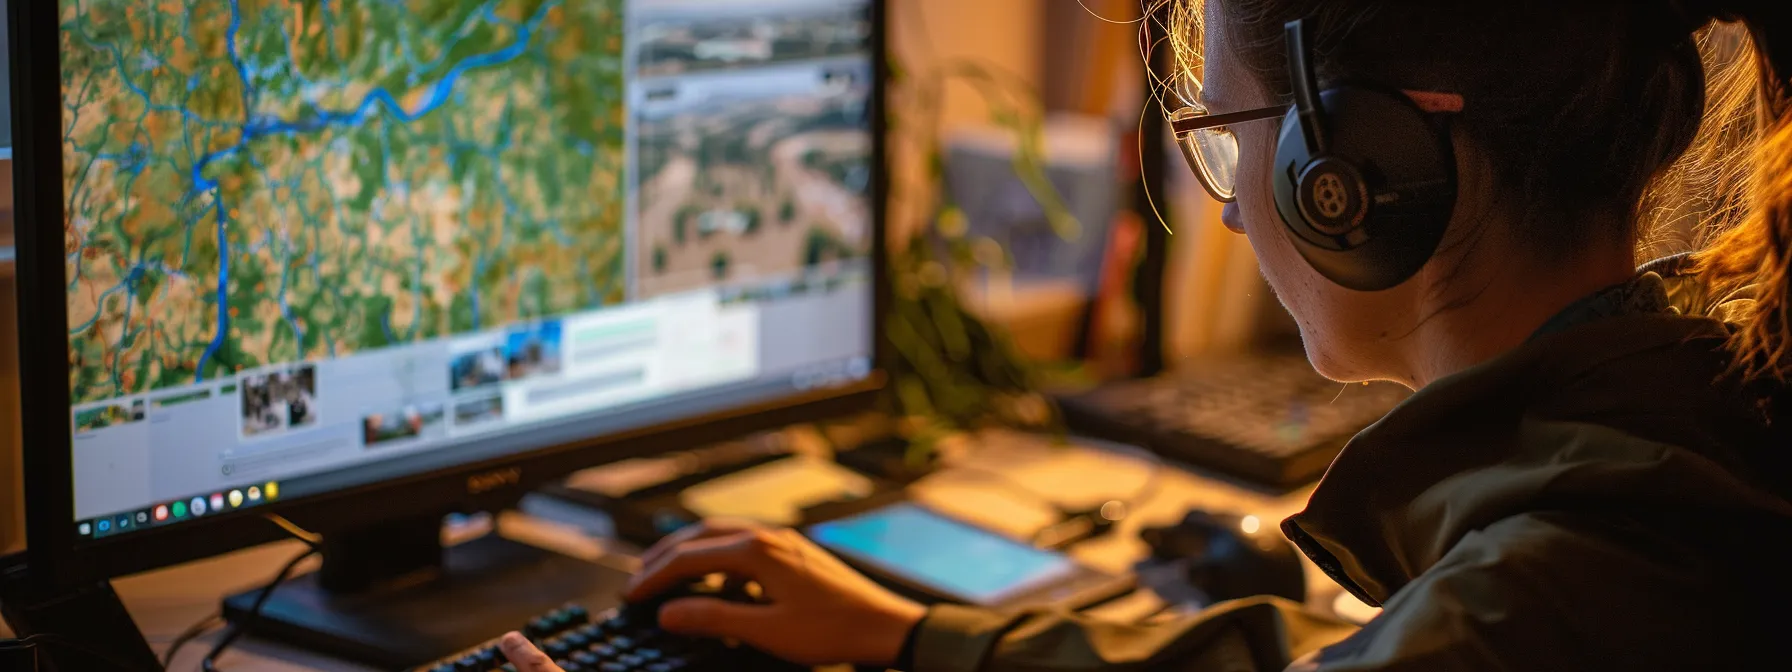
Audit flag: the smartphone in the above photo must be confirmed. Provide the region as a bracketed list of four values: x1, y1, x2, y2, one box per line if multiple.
[805, 501, 1134, 610]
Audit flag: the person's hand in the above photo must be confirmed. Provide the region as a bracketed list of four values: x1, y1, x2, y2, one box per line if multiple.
[565, 519, 923, 667]
[499, 631, 565, 672]
[637, 519, 925, 666]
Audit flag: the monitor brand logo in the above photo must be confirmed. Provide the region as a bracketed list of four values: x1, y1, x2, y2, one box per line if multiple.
[467, 467, 523, 495]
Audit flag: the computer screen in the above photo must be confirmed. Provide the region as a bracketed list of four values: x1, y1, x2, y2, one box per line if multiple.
[57, 0, 876, 541]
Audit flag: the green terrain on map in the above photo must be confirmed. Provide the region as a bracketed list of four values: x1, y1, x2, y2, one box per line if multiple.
[61, 0, 626, 405]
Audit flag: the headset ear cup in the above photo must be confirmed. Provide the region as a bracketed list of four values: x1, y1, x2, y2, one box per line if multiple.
[1271, 87, 1457, 292]
[1296, 158, 1369, 237]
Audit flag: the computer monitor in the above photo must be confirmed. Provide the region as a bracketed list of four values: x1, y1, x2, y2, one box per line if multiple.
[12, 0, 884, 660]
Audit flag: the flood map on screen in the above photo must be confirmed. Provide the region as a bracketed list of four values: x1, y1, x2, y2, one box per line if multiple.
[60, 0, 627, 405]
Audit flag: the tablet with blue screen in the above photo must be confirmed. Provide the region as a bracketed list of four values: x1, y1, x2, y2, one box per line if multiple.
[806, 502, 1133, 609]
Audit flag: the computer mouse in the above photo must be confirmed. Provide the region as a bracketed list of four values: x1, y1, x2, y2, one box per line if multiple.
[621, 575, 761, 626]
[1137, 508, 1307, 604]
[616, 577, 808, 671]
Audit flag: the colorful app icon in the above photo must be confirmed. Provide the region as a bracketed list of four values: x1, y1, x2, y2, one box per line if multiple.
[264, 482, 279, 501]
[228, 490, 244, 508]
[78, 522, 91, 536]
[96, 519, 111, 533]
[247, 486, 262, 502]
[116, 515, 133, 530]
[210, 493, 225, 511]
[154, 505, 169, 521]
[135, 511, 149, 525]
[190, 497, 208, 516]
[171, 501, 187, 518]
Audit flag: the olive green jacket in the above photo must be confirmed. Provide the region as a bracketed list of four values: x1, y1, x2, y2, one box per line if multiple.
[910, 264, 1792, 671]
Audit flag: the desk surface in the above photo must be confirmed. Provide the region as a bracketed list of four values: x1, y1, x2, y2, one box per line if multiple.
[110, 429, 1345, 671]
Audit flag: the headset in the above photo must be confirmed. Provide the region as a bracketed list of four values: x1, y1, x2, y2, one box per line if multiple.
[1272, 19, 1460, 292]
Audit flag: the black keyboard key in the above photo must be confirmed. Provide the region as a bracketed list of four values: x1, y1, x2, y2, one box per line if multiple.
[551, 608, 582, 631]
[630, 629, 663, 646]
[476, 647, 500, 665]
[414, 600, 802, 672]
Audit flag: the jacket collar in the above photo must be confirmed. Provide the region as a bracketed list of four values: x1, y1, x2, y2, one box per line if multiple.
[1281, 267, 1787, 607]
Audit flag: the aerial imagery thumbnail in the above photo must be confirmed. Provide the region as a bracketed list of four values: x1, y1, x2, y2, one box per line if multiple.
[61, 0, 627, 405]
[635, 1, 872, 78]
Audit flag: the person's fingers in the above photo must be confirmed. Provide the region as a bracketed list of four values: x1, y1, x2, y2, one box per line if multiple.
[638, 519, 763, 568]
[499, 632, 563, 672]
[657, 597, 777, 642]
[624, 532, 776, 601]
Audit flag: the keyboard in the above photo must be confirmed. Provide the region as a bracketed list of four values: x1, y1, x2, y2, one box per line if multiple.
[412, 582, 807, 672]
[1054, 353, 1410, 489]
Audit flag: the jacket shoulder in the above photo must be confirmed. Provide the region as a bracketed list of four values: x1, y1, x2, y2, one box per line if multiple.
[1313, 510, 1769, 671]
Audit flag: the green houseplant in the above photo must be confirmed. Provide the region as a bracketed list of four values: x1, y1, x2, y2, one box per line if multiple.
[875, 56, 1087, 457]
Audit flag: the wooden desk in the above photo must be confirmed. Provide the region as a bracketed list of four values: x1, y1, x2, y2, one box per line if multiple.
[94, 430, 1351, 671]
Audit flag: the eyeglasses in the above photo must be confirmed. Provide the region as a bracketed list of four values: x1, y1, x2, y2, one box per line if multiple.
[1169, 103, 1287, 203]
[1170, 90, 1463, 203]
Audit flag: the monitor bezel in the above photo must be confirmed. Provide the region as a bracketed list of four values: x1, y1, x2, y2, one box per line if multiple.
[15, 0, 890, 587]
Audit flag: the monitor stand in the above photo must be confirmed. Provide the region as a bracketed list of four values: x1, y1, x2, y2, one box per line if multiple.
[222, 512, 632, 670]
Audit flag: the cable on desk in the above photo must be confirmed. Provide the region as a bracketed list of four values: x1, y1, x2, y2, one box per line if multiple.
[199, 547, 317, 672]
[164, 514, 321, 671]
[159, 611, 224, 669]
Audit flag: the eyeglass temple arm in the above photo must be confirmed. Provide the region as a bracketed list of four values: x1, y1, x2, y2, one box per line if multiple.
[1169, 106, 1287, 134]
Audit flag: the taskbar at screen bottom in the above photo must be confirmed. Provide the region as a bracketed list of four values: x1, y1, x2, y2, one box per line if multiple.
[72, 360, 874, 542]
[77, 479, 286, 540]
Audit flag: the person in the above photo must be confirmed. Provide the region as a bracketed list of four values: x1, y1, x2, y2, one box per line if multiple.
[504, 0, 1792, 669]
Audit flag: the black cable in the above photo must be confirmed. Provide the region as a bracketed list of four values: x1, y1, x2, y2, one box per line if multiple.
[159, 611, 224, 669]
[177, 514, 321, 671]
[198, 547, 317, 672]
